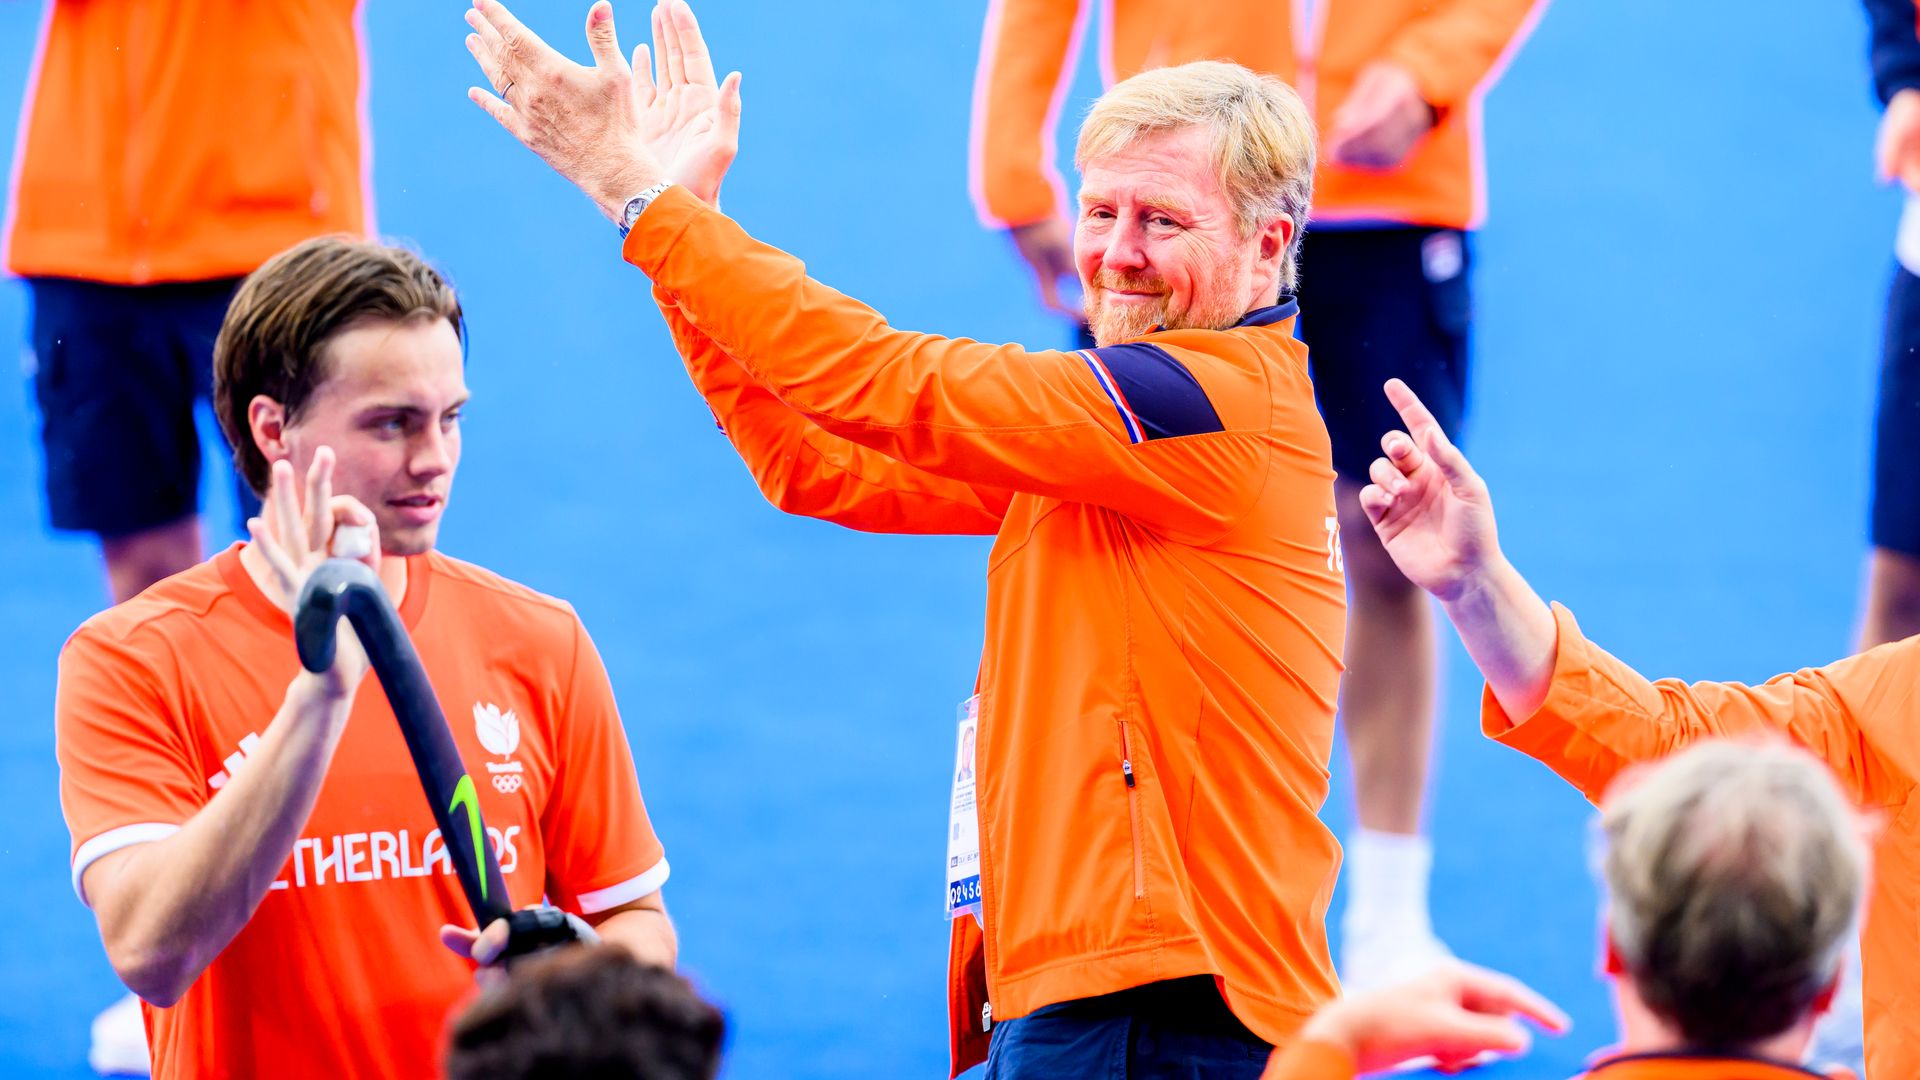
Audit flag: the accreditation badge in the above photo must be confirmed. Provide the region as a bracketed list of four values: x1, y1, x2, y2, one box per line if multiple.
[946, 694, 982, 924]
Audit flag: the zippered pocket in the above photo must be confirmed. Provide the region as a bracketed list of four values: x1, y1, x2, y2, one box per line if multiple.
[1118, 721, 1145, 901]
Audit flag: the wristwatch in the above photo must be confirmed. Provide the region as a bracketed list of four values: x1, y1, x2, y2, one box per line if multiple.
[618, 182, 674, 238]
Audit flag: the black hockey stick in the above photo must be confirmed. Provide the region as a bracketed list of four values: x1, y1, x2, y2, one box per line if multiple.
[295, 558, 588, 959]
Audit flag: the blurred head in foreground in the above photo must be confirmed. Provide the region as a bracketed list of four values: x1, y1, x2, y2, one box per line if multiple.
[1600, 740, 1868, 1058]
[445, 945, 725, 1080]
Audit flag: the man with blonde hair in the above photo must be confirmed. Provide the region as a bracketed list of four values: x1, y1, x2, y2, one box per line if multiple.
[972, 0, 1550, 993]
[462, 2, 1345, 1073]
[1265, 740, 1864, 1079]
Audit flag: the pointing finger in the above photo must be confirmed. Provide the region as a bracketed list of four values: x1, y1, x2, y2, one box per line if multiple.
[1416, 419, 1478, 488]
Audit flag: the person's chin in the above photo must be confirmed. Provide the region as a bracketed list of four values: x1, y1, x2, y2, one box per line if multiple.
[377, 522, 440, 558]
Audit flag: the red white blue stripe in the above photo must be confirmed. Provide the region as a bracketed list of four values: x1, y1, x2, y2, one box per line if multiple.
[1079, 350, 1145, 444]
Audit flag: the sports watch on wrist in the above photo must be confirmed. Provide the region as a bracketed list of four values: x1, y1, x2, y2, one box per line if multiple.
[618, 182, 674, 238]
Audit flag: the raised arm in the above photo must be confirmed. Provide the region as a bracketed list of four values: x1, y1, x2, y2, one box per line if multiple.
[1362, 380, 1917, 808]
[62, 454, 378, 1005]
[658, 289, 1011, 534]
[464, 0, 1284, 539]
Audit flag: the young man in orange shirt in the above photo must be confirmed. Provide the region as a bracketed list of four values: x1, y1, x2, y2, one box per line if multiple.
[1357, 378, 1914, 1078]
[7, 0, 370, 607]
[467, 3, 1348, 1074]
[969, 0, 1548, 987]
[55, 237, 675, 1079]
[1265, 741, 1862, 1080]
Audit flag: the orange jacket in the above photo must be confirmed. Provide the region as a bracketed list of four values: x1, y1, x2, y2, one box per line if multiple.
[1261, 1039, 1853, 1080]
[627, 186, 1348, 1075]
[6, 0, 369, 284]
[970, 0, 1546, 231]
[1485, 604, 1918, 1080]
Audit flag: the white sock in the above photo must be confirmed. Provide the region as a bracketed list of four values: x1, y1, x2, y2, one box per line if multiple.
[1341, 828, 1436, 941]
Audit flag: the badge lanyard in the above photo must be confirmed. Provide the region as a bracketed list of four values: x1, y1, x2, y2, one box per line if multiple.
[946, 694, 983, 925]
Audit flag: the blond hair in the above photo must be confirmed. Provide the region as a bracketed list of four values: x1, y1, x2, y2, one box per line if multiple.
[1602, 741, 1866, 1046]
[1075, 60, 1316, 289]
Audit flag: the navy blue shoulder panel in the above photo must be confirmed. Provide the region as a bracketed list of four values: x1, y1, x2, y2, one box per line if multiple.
[1234, 298, 1299, 328]
[1079, 342, 1226, 443]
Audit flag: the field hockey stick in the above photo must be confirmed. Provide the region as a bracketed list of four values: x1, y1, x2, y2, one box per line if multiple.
[294, 558, 592, 958]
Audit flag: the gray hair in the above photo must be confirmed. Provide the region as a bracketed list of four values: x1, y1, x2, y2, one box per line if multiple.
[1602, 741, 1866, 1046]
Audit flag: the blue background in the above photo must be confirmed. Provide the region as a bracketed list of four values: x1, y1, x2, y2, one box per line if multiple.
[0, 0, 1893, 1076]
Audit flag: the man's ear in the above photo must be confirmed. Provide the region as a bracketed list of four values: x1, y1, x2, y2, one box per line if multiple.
[1259, 214, 1294, 264]
[1601, 927, 1626, 977]
[248, 395, 291, 468]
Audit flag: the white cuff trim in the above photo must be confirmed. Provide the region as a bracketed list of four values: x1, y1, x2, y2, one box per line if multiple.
[576, 858, 670, 915]
[73, 823, 182, 907]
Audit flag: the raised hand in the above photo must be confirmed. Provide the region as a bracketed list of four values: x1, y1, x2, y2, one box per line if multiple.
[633, 1, 742, 207]
[464, 0, 741, 220]
[248, 449, 379, 699]
[1300, 962, 1569, 1073]
[1357, 379, 1501, 602]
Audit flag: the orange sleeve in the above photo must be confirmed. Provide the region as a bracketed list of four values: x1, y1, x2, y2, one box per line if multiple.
[969, 0, 1088, 228]
[540, 617, 668, 915]
[658, 290, 1012, 534]
[55, 625, 206, 904]
[1260, 1038, 1357, 1080]
[626, 189, 1279, 541]
[1482, 604, 1917, 810]
[1379, 0, 1548, 112]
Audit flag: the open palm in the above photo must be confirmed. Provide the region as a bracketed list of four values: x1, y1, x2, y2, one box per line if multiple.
[633, 1, 741, 207]
[1358, 380, 1502, 602]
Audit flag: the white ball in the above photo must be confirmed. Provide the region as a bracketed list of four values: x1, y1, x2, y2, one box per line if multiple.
[331, 525, 374, 560]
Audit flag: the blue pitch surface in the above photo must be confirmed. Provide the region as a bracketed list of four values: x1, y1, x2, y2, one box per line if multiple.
[0, 1, 1892, 1076]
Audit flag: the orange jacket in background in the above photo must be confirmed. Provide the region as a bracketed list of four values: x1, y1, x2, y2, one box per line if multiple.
[970, 0, 1547, 231]
[1485, 604, 1918, 1080]
[1260, 1039, 1854, 1080]
[627, 185, 1348, 1075]
[6, 0, 370, 284]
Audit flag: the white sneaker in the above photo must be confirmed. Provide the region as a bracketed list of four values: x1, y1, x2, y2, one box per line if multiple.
[1339, 920, 1456, 995]
[87, 994, 150, 1077]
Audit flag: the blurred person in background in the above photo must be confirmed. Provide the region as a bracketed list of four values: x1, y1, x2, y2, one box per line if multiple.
[1265, 741, 1864, 1080]
[970, 0, 1549, 991]
[468, 3, 1353, 1073]
[1358, 378, 1915, 1079]
[7, 0, 375, 605]
[6, 1, 376, 1068]
[446, 945, 726, 1080]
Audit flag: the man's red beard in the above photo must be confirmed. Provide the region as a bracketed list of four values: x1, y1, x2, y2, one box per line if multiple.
[1082, 259, 1250, 346]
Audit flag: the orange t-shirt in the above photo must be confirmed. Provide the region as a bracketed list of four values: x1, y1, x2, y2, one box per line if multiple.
[6, 0, 370, 284]
[55, 544, 667, 1080]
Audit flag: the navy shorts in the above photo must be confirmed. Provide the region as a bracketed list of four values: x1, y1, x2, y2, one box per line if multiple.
[1295, 226, 1473, 482]
[28, 276, 259, 537]
[982, 976, 1271, 1079]
[1874, 264, 1920, 558]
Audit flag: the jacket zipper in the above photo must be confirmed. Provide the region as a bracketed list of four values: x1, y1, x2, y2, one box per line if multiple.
[1118, 721, 1144, 901]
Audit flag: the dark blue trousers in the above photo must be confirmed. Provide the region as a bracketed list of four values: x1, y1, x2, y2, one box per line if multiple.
[983, 976, 1272, 1079]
